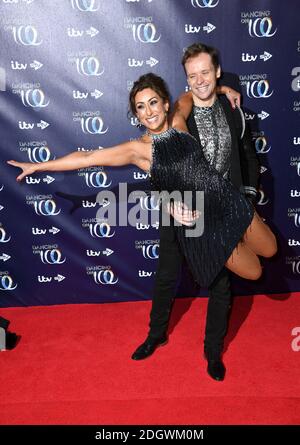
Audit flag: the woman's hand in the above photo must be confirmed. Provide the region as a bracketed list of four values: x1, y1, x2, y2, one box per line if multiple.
[7, 160, 38, 182]
[225, 88, 241, 108]
[217, 85, 241, 108]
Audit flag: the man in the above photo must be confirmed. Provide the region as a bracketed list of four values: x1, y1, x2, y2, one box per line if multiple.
[131, 43, 259, 381]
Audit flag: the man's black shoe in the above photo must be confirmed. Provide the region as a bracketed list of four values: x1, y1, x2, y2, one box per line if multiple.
[131, 335, 167, 360]
[5, 332, 21, 350]
[204, 349, 226, 381]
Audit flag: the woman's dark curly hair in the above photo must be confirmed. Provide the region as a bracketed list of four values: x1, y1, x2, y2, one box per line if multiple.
[129, 72, 171, 115]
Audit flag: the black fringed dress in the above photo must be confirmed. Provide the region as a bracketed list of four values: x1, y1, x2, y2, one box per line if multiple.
[149, 128, 254, 287]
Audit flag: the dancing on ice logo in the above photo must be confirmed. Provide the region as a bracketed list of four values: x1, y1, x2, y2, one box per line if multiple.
[241, 11, 277, 38]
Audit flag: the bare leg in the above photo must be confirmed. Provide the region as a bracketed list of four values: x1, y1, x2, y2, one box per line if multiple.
[225, 211, 277, 280]
[225, 242, 262, 280]
[243, 212, 277, 258]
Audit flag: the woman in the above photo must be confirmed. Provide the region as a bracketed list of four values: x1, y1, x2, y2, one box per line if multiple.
[8, 73, 277, 287]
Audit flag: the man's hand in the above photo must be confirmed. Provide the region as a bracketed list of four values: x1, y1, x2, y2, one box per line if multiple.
[166, 201, 201, 226]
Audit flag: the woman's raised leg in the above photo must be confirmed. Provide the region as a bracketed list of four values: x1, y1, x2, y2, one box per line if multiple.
[243, 212, 277, 258]
[225, 242, 262, 280]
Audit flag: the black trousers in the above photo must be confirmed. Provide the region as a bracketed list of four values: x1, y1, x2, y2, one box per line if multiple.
[149, 223, 232, 353]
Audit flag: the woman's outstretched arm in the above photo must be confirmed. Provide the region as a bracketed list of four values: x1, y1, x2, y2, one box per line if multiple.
[7, 141, 140, 182]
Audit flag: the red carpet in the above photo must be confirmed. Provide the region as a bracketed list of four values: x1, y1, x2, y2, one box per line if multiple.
[0, 293, 299, 425]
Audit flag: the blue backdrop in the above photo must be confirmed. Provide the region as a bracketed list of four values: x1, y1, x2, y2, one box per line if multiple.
[0, 0, 299, 307]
